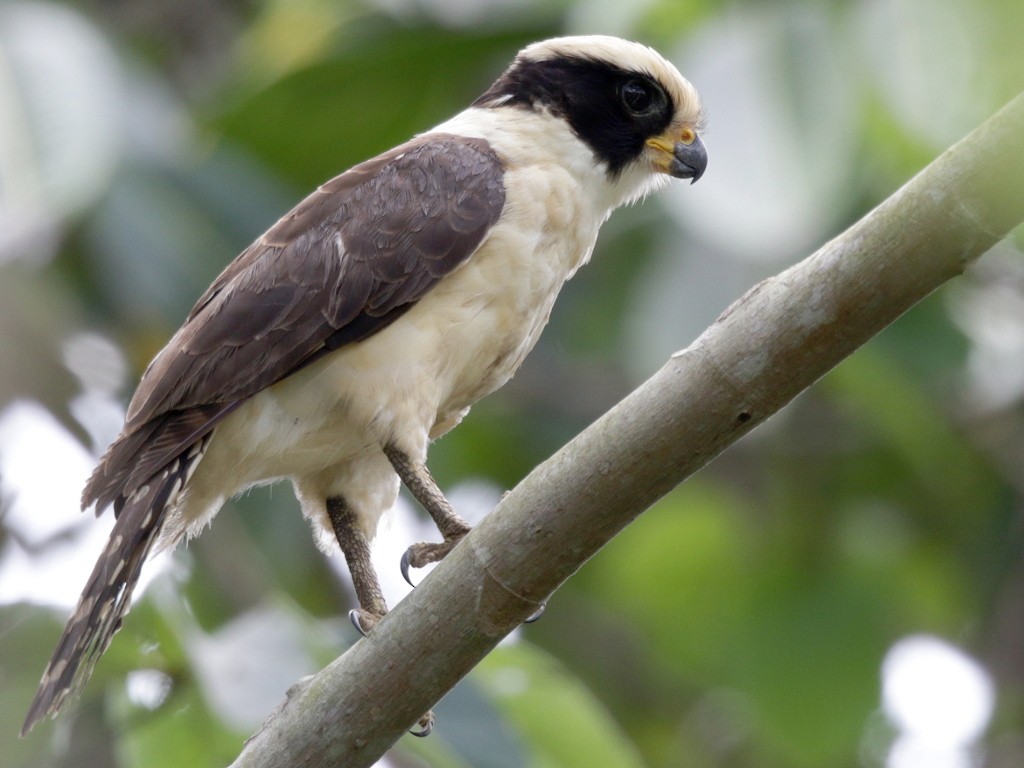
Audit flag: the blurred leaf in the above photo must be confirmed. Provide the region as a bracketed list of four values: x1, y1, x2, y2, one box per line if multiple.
[0, 605, 71, 768]
[429, 397, 551, 490]
[115, 680, 242, 768]
[235, 0, 356, 86]
[474, 642, 648, 768]
[638, 0, 715, 44]
[823, 344, 1002, 553]
[214, 23, 544, 189]
[84, 160, 247, 330]
[582, 481, 755, 681]
[727, 569, 887, 766]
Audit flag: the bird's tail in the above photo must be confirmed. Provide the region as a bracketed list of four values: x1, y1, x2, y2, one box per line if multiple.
[21, 439, 207, 736]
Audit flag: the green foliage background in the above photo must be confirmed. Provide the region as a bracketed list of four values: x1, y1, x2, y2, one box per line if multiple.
[1, 0, 1022, 766]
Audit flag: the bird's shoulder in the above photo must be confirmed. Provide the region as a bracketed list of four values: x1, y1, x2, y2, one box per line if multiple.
[187, 133, 507, 326]
[136, 131, 507, 417]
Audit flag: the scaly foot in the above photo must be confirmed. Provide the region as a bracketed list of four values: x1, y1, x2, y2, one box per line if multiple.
[400, 534, 467, 586]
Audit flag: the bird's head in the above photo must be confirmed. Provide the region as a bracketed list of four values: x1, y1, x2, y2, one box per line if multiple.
[474, 35, 706, 198]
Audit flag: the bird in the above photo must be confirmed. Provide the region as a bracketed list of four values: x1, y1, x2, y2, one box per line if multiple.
[22, 34, 706, 737]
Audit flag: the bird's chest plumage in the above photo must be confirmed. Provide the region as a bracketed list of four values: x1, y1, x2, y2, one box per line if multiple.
[427, 164, 602, 419]
[427, 250, 566, 419]
[438, 160, 598, 403]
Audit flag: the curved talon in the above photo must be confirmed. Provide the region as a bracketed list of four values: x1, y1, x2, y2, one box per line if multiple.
[524, 603, 546, 624]
[401, 537, 465, 588]
[410, 721, 432, 738]
[410, 711, 434, 737]
[348, 609, 366, 636]
[348, 609, 375, 637]
[400, 549, 416, 588]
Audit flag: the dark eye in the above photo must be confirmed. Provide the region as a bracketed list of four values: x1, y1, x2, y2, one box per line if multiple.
[620, 79, 665, 116]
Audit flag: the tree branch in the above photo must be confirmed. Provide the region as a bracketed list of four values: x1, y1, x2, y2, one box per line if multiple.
[231, 92, 1024, 767]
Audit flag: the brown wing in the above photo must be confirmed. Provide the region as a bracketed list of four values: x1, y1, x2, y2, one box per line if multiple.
[84, 133, 506, 512]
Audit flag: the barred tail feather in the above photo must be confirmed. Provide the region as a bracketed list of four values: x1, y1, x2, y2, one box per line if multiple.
[21, 440, 207, 736]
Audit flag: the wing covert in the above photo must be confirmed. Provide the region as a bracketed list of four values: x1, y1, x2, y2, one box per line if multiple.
[86, 133, 505, 509]
[132, 133, 506, 424]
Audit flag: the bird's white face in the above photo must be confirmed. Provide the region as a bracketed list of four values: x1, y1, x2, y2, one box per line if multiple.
[510, 35, 707, 191]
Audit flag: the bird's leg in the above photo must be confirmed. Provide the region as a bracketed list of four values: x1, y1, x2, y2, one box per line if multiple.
[326, 494, 435, 736]
[326, 495, 388, 635]
[383, 443, 471, 580]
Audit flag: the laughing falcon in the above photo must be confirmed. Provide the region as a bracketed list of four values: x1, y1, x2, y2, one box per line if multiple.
[23, 34, 706, 735]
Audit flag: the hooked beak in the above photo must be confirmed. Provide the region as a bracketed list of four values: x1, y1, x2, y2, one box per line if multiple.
[669, 135, 707, 184]
[646, 132, 708, 184]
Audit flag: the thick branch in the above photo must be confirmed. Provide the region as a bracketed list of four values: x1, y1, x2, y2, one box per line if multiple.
[232, 92, 1024, 767]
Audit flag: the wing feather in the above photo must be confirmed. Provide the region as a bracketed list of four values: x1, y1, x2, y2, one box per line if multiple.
[83, 133, 506, 511]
